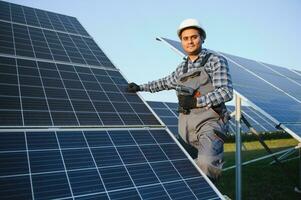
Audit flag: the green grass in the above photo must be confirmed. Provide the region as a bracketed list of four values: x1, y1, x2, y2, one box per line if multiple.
[216, 138, 301, 200]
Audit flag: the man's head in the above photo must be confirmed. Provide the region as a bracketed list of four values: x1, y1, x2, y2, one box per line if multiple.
[177, 19, 206, 56]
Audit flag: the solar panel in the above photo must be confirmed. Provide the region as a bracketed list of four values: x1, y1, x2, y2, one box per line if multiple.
[0, 56, 160, 127]
[226, 105, 277, 133]
[0, 1, 161, 128]
[147, 101, 277, 136]
[157, 37, 301, 141]
[0, 1, 114, 68]
[0, 129, 223, 200]
[0, 2, 225, 199]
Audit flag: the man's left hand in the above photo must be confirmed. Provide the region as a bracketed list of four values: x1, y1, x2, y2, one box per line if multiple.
[178, 95, 197, 110]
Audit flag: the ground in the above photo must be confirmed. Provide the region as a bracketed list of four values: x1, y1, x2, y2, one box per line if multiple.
[216, 138, 300, 200]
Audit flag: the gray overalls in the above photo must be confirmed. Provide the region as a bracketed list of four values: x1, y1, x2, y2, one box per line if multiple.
[177, 55, 227, 179]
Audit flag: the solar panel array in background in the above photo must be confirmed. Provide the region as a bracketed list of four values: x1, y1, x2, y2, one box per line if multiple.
[158, 37, 301, 141]
[0, 129, 221, 200]
[226, 106, 277, 133]
[0, 1, 225, 199]
[147, 101, 277, 136]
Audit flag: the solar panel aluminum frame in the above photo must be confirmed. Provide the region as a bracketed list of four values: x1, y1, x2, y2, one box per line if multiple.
[156, 37, 301, 142]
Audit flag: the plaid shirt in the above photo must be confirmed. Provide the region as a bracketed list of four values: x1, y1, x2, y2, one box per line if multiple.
[140, 49, 233, 107]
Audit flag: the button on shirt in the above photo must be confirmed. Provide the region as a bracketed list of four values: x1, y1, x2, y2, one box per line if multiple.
[139, 49, 233, 108]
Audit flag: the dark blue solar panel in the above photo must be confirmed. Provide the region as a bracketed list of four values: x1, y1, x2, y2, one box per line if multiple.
[0, 1, 116, 68]
[0, 129, 222, 199]
[0, 57, 160, 127]
[158, 37, 301, 141]
[0, 1, 89, 37]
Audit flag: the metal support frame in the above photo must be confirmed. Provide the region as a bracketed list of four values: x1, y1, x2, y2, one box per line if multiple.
[235, 94, 242, 200]
[270, 148, 296, 165]
[223, 147, 295, 171]
[240, 114, 283, 166]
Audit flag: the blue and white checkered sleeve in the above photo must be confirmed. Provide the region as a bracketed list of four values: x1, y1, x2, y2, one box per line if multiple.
[197, 55, 233, 107]
[139, 67, 180, 93]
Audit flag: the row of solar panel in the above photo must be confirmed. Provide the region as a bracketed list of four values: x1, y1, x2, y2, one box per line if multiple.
[159, 37, 301, 141]
[0, 1, 89, 37]
[147, 101, 277, 136]
[0, 21, 114, 68]
[0, 56, 160, 127]
[0, 129, 220, 200]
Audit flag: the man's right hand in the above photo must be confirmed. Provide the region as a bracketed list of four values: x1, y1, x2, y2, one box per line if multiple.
[127, 82, 141, 93]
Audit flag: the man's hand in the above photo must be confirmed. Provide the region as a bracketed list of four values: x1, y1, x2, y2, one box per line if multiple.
[178, 95, 197, 110]
[127, 82, 141, 93]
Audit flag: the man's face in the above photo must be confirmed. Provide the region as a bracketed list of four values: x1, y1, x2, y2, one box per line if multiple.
[180, 28, 202, 55]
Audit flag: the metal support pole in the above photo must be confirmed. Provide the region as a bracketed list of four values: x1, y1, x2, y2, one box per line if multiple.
[235, 94, 242, 200]
[299, 148, 301, 191]
[295, 147, 301, 193]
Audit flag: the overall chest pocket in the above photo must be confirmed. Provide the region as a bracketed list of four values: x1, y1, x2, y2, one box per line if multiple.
[178, 69, 210, 90]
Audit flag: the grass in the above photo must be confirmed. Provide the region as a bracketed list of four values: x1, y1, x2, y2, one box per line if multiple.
[216, 138, 301, 200]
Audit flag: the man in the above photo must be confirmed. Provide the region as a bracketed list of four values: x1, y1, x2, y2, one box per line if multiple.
[127, 18, 233, 180]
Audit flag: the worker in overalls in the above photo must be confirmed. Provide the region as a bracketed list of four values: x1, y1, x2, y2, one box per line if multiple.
[127, 18, 233, 180]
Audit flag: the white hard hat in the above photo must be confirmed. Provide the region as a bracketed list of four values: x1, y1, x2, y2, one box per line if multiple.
[177, 18, 206, 39]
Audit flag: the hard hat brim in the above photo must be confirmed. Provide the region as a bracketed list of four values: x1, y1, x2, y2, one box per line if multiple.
[177, 26, 206, 39]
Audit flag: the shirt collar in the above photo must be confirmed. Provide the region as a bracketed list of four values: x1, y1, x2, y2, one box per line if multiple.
[183, 48, 208, 63]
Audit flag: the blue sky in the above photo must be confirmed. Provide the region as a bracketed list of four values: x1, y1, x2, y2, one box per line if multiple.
[6, 0, 301, 102]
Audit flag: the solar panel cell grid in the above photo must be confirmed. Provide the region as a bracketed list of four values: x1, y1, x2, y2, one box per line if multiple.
[0, 129, 221, 200]
[0, 56, 159, 127]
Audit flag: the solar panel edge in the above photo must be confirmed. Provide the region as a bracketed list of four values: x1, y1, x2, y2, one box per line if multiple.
[162, 128, 225, 199]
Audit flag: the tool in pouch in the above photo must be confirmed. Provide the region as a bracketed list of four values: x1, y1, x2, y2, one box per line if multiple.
[172, 52, 212, 114]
